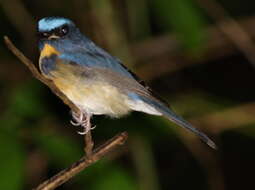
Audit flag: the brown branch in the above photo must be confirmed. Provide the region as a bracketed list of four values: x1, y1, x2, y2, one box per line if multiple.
[3, 36, 80, 113]
[4, 36, 128, 189]
[34, 132, 128, 190]
[84, 130, 94, 157]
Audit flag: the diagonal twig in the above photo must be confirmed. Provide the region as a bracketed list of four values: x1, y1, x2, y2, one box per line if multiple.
[3, 36, 80, 113]
[4, 36, 128, 190]
[33, 132, 128, 190]
[84, 129, 94, 157]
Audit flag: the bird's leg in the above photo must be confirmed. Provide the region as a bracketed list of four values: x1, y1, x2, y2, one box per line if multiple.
[78, 113, 91, 135]
[70, 110, 95, 135]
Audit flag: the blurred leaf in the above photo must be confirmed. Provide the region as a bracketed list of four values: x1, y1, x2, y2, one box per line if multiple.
[0, 132, 25, 190]
[9, 81, 47, 118]
[90, 165, 139, 190]
[0, 114, 23, 132]
[35, 133, 82, 166]
[153, 0, 207, 53]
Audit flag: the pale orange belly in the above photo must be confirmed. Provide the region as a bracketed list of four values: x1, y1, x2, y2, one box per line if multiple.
[53, 76, 132, 117]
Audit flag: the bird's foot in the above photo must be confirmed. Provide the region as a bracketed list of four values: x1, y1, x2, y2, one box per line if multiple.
[70, 111, 96, 135]
[70, 110, 86, 126]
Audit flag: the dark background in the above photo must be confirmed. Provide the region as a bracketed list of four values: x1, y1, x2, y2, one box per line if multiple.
[1, 0, 255, 189]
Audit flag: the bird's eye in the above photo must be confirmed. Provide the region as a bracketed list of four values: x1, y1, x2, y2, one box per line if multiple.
[57, 25, 69, 37]
[38, 32, 50, 38]
[43, 32, 49, 37]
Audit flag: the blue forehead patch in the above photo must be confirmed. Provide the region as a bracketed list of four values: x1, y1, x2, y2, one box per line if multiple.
[38, 17, 72, 31]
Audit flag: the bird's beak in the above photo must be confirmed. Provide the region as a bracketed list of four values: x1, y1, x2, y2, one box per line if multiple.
[48, 35, 60, 40]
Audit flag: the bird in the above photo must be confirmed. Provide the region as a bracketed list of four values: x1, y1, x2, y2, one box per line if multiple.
[37, 17, 216, 149]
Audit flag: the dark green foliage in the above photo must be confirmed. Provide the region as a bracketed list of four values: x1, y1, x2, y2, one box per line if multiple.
[1, 0, 255, 190]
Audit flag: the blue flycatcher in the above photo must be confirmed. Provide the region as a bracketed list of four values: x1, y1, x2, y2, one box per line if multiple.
[37, 17, 216, 149]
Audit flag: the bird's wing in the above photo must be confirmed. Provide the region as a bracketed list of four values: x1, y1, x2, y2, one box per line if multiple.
[57, 48, 216, 149]
[59, 45, 135, 79]
[59, 41, 170, 107]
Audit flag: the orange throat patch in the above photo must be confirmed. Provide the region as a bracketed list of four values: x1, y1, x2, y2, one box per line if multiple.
[40, 44, 60, 60]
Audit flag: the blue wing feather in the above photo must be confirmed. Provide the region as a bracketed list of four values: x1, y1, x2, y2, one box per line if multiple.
[59, 44, 170, 106]
[59, 52, 133, 79]
[57, 36, 135, 79]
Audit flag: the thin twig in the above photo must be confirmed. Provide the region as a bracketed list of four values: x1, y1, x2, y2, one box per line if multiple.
[4, 36, 128, 190]
[84, 131, 94, 157]
[3, 36, 80, 113]
[196, 0, 255, 68]
[34, 132, 128, 190]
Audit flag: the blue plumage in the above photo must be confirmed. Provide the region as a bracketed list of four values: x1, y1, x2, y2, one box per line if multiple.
[38, 17, 73, 32]
[37, 17, 216, 149]
[58, 51, 134, 79]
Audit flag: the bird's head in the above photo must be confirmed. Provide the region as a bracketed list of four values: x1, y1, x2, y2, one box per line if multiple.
[37, 17, 76, 39]
[37, 17, 83, 50]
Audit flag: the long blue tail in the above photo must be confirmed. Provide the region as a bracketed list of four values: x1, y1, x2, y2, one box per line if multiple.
[139, 96, 217, 149]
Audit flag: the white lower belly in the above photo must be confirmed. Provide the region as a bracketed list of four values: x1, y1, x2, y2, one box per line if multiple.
[65, 83, 132, 117]
[53, 77, 161, 117]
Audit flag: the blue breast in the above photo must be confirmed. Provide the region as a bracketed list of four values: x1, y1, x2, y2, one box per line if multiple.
[40, 55, 57, 76]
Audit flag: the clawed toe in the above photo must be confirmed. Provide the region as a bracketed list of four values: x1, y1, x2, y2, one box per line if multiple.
[71, 110, 93, 135]
[70, 110, 87, 126]
[77, 130, 87, 135]
[70, 120, 81, 126]
[77, 124, 93, 135]
[91, 125, 96, 130]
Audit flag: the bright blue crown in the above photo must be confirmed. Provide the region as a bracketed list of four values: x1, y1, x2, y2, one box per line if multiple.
[38, 17, 73, 32]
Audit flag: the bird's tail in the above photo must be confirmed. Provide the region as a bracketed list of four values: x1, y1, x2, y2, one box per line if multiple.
[139, 96, 217, 149]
